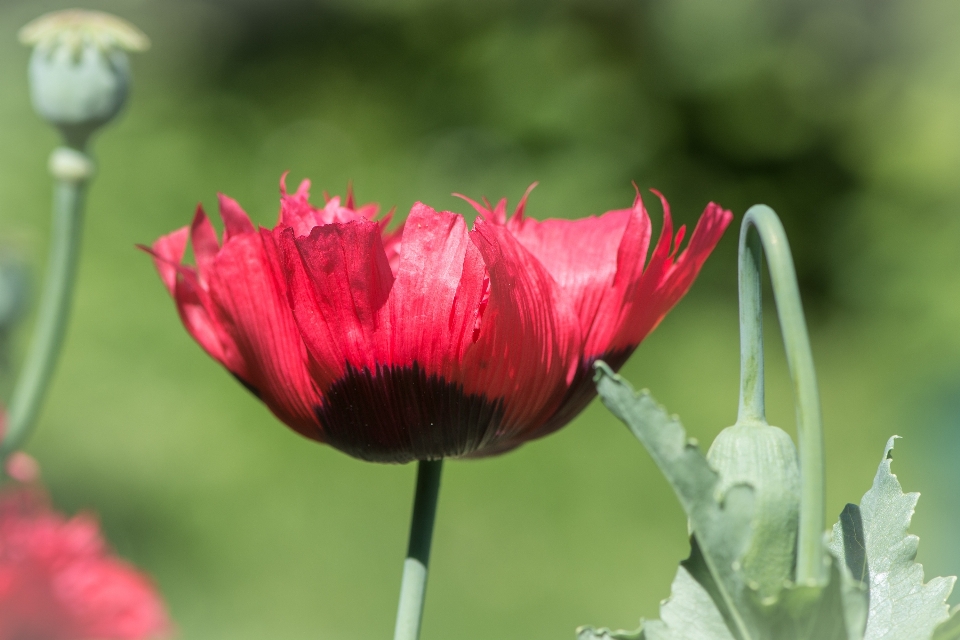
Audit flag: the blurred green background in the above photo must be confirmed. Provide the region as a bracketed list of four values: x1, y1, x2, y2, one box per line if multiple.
[1, 0, 960, 637]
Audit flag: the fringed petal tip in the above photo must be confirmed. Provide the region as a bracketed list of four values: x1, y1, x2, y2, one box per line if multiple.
[603, 193, 733, 355]
[453, 183, 538, 225]
[700, 202, 735, 237]
[637, 191, 733, 270]
[279, 171, 311, 198]
[670, 201, 733, 270]
[278, 179, 391, 237]
[138, 226, 188, 295]
[452, 192, 487, 219]
[217, 193, 256, 241]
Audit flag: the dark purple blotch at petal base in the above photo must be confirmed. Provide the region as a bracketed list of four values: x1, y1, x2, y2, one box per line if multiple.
[232, 373, 261, 399]
[525, 348, 634, 441]
[460, 347, 634, 458]
[315, 362, 506, 463]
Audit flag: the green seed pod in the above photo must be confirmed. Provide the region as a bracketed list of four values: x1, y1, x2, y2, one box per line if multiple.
[19, 10, 148, 148]
[707, 421, 800, 600]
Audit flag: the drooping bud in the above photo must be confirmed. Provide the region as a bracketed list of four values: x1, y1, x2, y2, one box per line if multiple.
[19, 10, 149, 149]
[707, 421, 800, 601]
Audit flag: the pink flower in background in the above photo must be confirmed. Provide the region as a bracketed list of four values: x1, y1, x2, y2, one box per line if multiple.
[0, 487, 169, 640]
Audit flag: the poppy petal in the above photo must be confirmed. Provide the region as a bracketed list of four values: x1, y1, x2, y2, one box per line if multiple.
[217, 193, 256, 242]
[146, 227, 188, 295]
[189, 205, 219, 285]
[506, 206, 639, 349]
[608, 197, 732, 352]
[173, 266, 248, 380]
[280, 220, 395, 384]
[387, 203, 486, 374]
[207, 230, 323, 437]
[142, 237, 244, 378]
[286, 206, 494, 462]
[279, 179, 373, 236]
[466, 218, 580, 445]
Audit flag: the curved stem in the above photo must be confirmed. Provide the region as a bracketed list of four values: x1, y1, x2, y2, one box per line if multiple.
[737, 228, 765, 425]
[738, 205, 825, 586]
[1, 147, 91, 459]
[394, 459, 443, 640]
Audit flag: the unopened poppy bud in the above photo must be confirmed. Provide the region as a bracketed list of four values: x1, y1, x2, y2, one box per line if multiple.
[19, 10, 148, 148]
[707, 421, 800, 600]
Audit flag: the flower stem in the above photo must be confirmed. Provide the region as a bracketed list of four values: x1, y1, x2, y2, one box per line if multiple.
[738, 205, 825, 586]
[394, 459, 443, 640]
[737, 226, 765, 426]
[0, 147, 93, 460]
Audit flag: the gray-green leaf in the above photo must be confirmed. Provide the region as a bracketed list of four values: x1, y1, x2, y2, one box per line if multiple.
[577, 564, 735, 640]
[592, 363, 866, 640]
[830, 437, 955, 640]
[593, 362, 755, 639]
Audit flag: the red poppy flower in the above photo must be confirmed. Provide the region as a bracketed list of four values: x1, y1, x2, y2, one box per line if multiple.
[0, 487, 170, 640]
[144, 177, 730, 463]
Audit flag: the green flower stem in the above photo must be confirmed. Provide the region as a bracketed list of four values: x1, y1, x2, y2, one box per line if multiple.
[737, 225, 765, 426]
[394, 459, 443, 640]
[0, 147, 93, 460]
[737, 205, 825, 586]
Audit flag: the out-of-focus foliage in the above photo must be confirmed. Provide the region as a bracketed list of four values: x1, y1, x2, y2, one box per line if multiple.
[1, 0, 959, 639]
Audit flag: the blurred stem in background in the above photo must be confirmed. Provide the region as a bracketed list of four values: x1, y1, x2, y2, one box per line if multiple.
[395, 460, 443, 640]
[0, 149, 91, 458]
[0, 248, 29, 382]
[1, 11, 148, 463]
